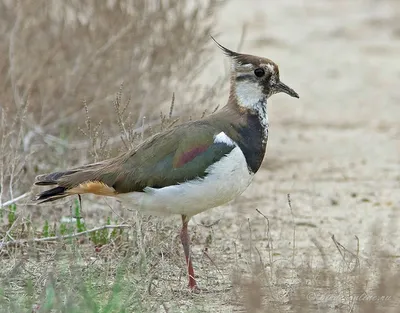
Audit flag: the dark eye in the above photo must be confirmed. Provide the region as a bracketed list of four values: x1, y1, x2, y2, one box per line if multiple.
[254, 68, 265, 77]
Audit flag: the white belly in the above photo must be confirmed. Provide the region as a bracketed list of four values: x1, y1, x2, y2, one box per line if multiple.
[117, 146, 254, 218]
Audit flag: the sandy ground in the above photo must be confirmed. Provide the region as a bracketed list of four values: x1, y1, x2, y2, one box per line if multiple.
[176, 0, 400, 310]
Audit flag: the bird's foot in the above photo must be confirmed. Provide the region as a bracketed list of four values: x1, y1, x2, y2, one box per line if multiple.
[188, 283, 201, 293]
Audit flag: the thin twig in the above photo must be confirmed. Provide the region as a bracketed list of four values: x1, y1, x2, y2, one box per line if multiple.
[331, 234, 346, 260]
[103, 198, 123, 220]
[256, 209, 273, 277]
[140, 116, 146, 142]
[331, 234, 361, 272]
[202, 248, 224, 278]
[3, 215, 20, 242]
[169, 92, 175, 120]
[0, 192, 30, 208]
[200, 219, 221, 228]
[247, 218, 253, 262]
[0, 224, 131, 248]
[9, 6, 22, 108]
[287, 193, 296, 266]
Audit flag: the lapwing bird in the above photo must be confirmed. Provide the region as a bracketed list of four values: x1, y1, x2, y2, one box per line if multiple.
[34, 38, 299, 291]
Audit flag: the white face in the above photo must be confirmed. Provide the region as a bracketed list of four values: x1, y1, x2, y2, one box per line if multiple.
[235, 78, 265, 109]
[233, 62, 278, 108]
[232, 59, 298, 107]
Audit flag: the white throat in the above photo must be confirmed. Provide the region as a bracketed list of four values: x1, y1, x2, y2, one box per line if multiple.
[235, 80, 269, 142]
[235, 80, 265, 109]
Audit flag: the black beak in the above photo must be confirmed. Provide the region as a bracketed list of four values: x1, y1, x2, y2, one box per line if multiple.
[275, 81, 299, 98]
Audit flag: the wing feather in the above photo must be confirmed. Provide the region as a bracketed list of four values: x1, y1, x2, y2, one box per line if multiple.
[35, 121, 237, 199]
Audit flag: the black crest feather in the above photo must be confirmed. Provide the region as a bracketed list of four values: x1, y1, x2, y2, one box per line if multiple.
[210, 36, 241, 59]
[210, 35, 261, 66]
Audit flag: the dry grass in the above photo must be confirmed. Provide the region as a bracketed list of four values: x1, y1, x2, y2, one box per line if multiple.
[1, 205, 399, 312]
[0, 1, 399, 313]
[232, 233, 400, 313]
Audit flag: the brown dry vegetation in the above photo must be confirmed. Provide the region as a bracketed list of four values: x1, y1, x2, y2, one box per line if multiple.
[0, 1, 400, 313]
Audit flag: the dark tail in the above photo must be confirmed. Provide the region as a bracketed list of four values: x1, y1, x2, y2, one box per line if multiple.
[34, 161, 115, 203]
[34, 170, 77, 203]
[36, 186, 68, 203]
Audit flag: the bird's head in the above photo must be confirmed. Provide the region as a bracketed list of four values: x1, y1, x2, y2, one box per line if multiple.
[212, 37, 299, 110]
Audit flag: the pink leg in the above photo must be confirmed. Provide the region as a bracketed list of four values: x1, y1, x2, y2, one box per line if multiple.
[180, 215, 198, 290]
